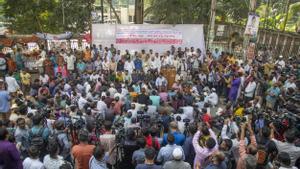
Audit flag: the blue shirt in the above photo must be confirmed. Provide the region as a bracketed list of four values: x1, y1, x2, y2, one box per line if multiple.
[162, 132, 185, 146]
[77, 62, 86, 73]
[30, 126, 50, 141]
[134, 59, 143, 71]
[0, 90, 10, 113]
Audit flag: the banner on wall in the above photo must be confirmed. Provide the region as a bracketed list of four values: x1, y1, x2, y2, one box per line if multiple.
[116, 28, 183, 44]
[92, 24, 205, 54]
[244, 13, 260, 36]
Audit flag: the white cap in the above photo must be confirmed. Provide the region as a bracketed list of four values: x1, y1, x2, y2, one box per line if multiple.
[173, 148, 183, 160]
[101, 92, 107, 97]
[212, 88, 216, 92]
[279, 55, 283, 58]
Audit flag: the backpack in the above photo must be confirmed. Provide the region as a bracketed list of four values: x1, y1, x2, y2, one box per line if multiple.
[29, 127, 45, 149]
[48, 131, 64, 152]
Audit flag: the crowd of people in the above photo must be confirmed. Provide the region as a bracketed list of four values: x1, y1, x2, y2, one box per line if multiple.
[0, 43, 299, 169]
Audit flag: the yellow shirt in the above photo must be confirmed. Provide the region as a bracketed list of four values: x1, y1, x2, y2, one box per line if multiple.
[228, 56, 236, 65]
[20, 73, 31, 85]
[234, 107, 244, 117]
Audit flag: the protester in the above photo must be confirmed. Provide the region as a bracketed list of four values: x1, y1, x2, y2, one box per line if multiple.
[0, 44, 299, 169]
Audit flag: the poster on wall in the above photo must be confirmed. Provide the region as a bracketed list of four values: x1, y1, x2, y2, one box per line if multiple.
[244, 13, 260, 36]
[247, 42, 256, 62]
[92, 24, 205, 54]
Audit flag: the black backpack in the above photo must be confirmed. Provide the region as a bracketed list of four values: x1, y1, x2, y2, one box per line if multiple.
[48, 131, 64, 152]
[29, 127, 45, 149]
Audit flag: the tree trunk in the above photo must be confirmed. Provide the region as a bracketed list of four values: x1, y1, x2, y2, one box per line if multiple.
[264, 0, 271, 29]
[105, 0, 121, 23]
[134, 0, 144, 24]
[206, 0, 217, 50]
[282, 0, 291, 32]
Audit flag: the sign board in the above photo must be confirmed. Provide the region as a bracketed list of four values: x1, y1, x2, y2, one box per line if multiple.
[247, 42, 256, 61]
[92, 24, 205, 54]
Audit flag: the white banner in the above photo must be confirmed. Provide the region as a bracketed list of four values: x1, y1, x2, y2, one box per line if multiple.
[36, 32, 72, 40]
[116, 28, 183, 44]
[92, 24, 205, 54]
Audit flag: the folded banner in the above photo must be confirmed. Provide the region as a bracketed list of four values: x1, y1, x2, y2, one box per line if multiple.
[116, 29, 183, 44]
[36, 32, 72, 40]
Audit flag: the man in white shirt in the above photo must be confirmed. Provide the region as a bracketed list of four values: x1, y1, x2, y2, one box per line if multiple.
[39, 73, 49, 85]
[149, 57, 158, 71]
[154, 53, 161, 72]
[78, 93, 88, 110]
[275, 55, 285, 69]
[244, 77, 257, 101]
[65, 52, 76, 71]
[181, 105, 194, 123]
[212, 48, 221, 60]
[108, 84, 118, 97]
[284, 76, 297, 91]
[204, 88, 218, 107]
[84, 81, 91, 95]
[97, 95, 108, 115]
[199, 72, 207, 83]
[124, 59, 135, 74]
[90, 72, 100, 82]
[155, 74, 168, 89]
[36, 48, 46, 73]
[5, 72, 20, 93]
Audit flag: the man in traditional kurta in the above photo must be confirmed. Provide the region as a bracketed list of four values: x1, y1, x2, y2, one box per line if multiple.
[228, 73, 241, 102]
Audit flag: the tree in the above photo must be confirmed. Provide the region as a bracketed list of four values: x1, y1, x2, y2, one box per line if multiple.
[144, 0, 211, 24]
[2, 0, 94, 34]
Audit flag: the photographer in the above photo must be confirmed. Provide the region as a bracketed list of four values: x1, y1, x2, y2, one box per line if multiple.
[237, 122, 257, 169]
[182, 123, 197, 167]
[192, 122, 218, 169]
[272, 152, 298, 169]
[270, 124, 300, 166]
[120, 128, 139, 169]
[99, 121, 116, 168]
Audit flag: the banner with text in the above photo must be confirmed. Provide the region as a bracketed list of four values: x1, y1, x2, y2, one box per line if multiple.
[116, 29, 183, 44]
[92, 24, 205, 54]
